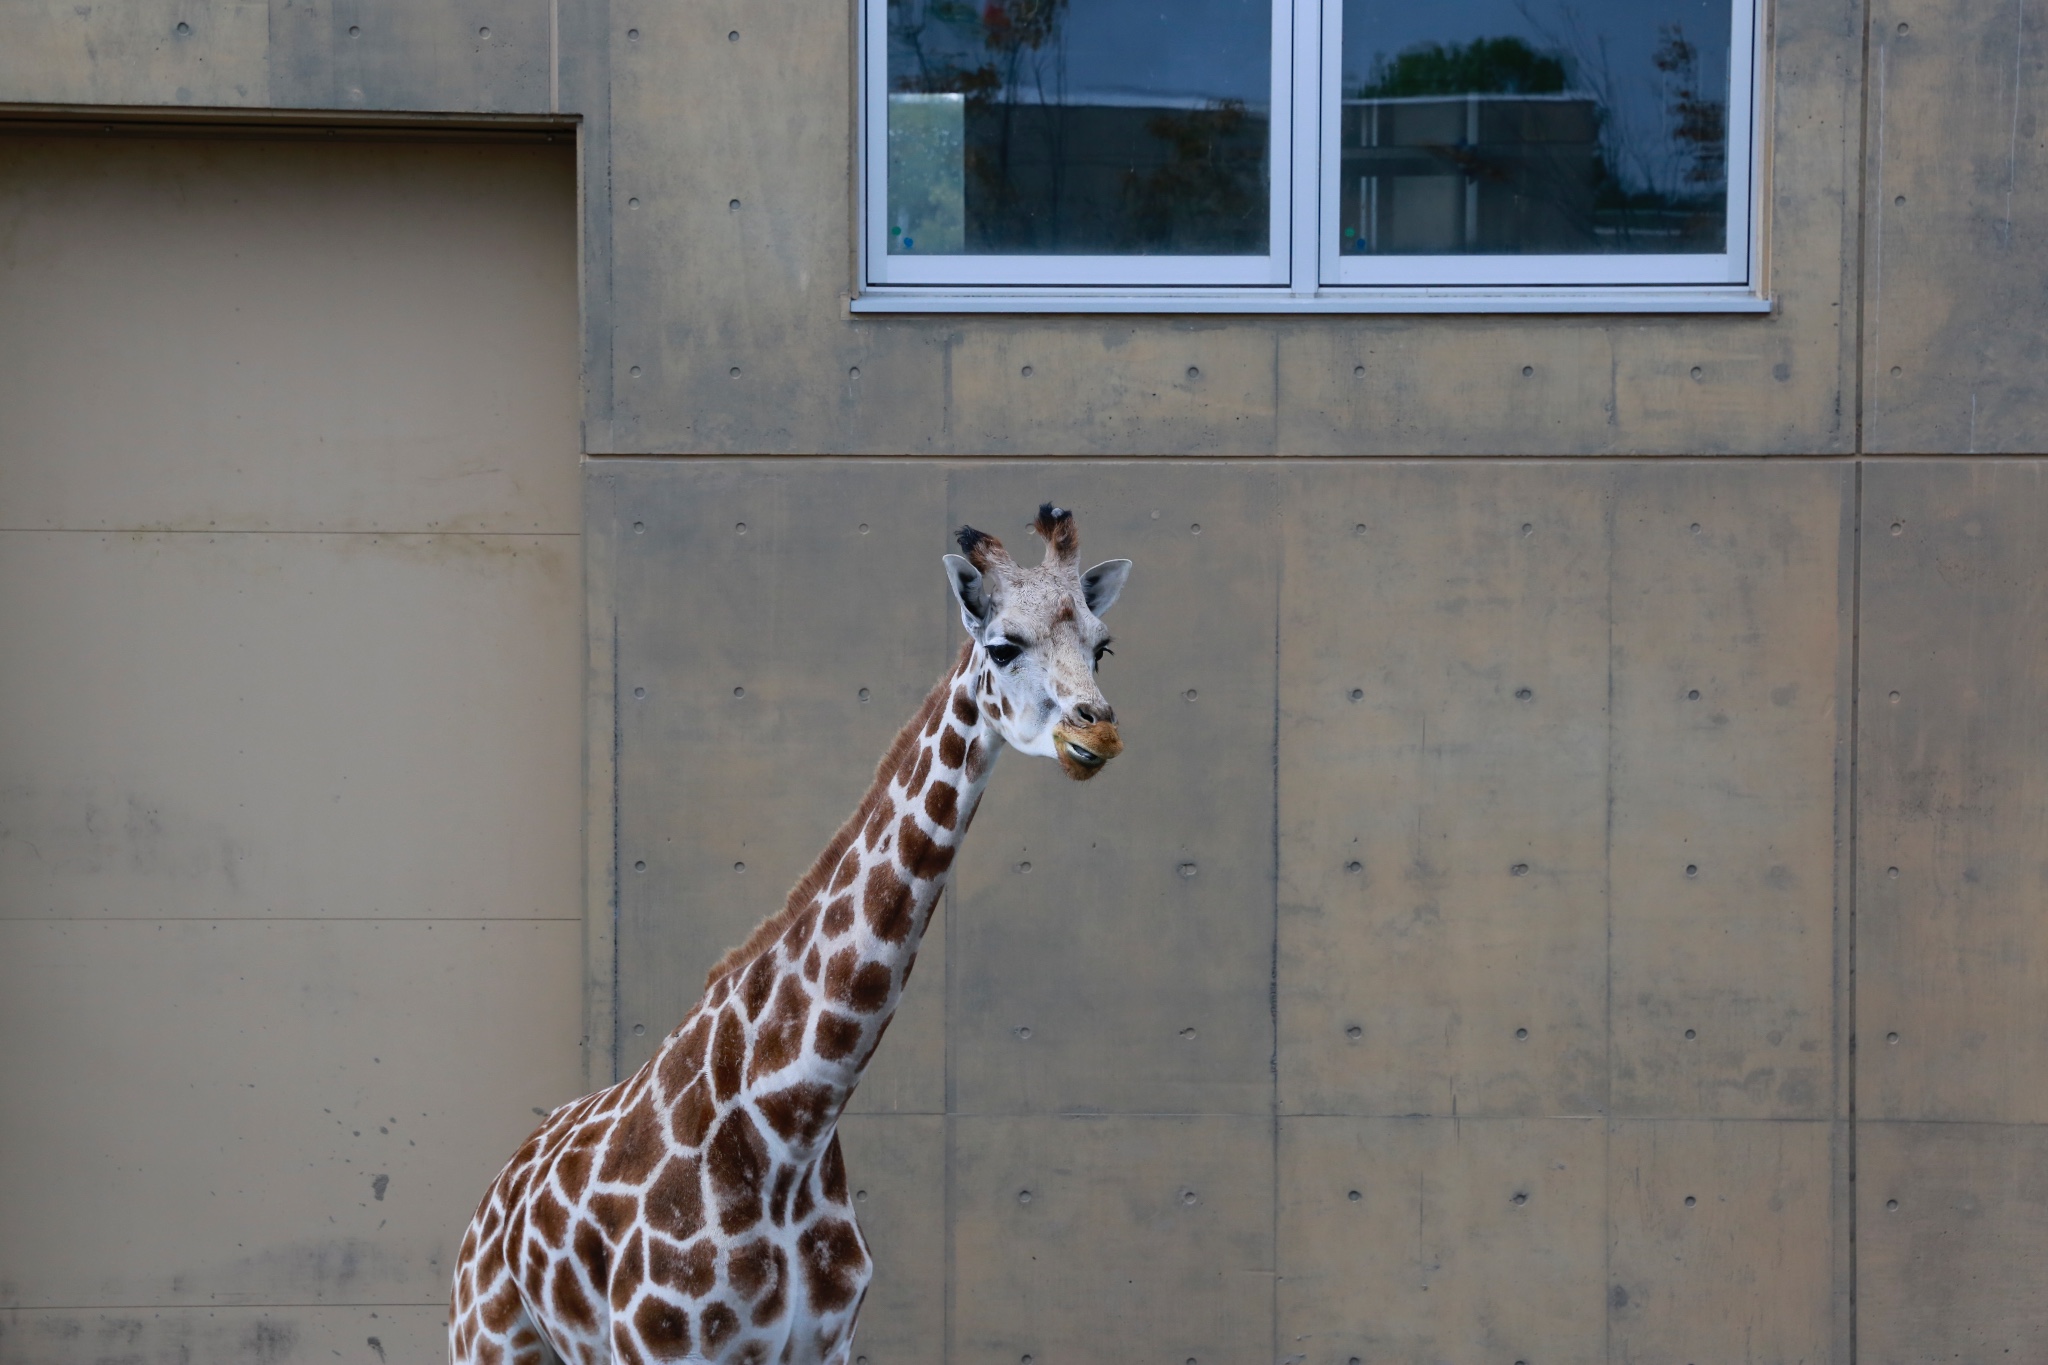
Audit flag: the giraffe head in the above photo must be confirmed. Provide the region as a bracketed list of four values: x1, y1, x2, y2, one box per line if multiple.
[943, 504, 1132, 781]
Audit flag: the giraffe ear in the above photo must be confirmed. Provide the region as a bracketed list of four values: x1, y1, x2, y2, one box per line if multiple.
[1080, 559, 1132, 616]
[943, 553, 995, 630]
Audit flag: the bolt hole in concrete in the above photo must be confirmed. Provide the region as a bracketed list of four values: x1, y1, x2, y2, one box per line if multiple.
[1690, 521, 1703, 534]
[859, 687, 871, 702]
[1521, 522, 1533, 535]
[1685, 1028, 1698, 1040]
[1017, 861, 1031, 873]
[1346, 1025, 1363, 1040]
[1896, 194, 1907, 207]
[1354, 522, 1368, 535]
[730, 199, 742, 212]
[1688, 688, 1701, 700]
[1691, 365, 1704, 380]
[1888, 1031, 1901, 1044]
[1181, 1190, 1198, 1205]
[1685, 1195, 1696, 1206]
[633, 1023, 646, 1036]
[349, 23, 360, 35]
[856, 1189, 868, 1201]
[1354, 364, 1365, 378]
[1897, 21, 1909, 33]
[176, 20, 191, 33]
[628, 27, 639, 40]
[859, 522, 870, 533]
[1347, 860, 1363, 874]
[730, 366, 742, 377]
[849, 367, 860, 379]
[1186, 366, 1200, 379]
[634, 686, 646, 699]
[1179, 862, 1198, 878]
[1890, 691, 1902, 703]
[1891, 366, 1904, 378]
[729, 29, 740, 39]
[1190, 522, 1202, 534]
[1515, 1027, 1529, 1040]
[630, 364, 642, 376]
[1522, 364, 1534, 377]
[1887, 1199, 1900, 1211]
[735, 522, 747, 535]
[1515, 686, 1533, 700]
[1891, 521, 1905, 535]
[1180, 1027, 1197, 1040]
[733, 686, 746, 698]
[1347, 1189, 1362, 1202]
[1511, 1192, 1527, 1205]
[1021, 364, 1034, 376]
[633, 521, 646, 534]
[479, 26, 490, 37]
[734, 862, 745, 873]
[1349, 687, 1364, 701]
[1014, 1025, 1032, 1039]
[1686, 864, 1699, 878]
[1887, 866, 1900, 878]
[634, 861, 646, 872]
[1184, 688, 1198, 701]
[1511, 863, 1529, 876]
[1017, 1189, 1033, 1204]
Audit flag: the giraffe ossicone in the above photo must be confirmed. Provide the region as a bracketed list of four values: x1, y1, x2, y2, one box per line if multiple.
[451, 504, 1132, 1365]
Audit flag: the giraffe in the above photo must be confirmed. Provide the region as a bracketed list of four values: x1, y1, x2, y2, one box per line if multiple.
[450, 504, 1133, 1365]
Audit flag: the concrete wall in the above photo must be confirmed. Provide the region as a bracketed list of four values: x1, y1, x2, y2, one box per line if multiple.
[4, 0, 2048, 1361]
[0, 133, 585, 1363]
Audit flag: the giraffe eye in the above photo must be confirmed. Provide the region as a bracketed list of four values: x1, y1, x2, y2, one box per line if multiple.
[987, 641, 1023, 667]
[1093, 642, 1113, 666]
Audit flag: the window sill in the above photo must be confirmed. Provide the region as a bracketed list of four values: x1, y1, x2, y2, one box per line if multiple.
[848, 287, 1773, 316]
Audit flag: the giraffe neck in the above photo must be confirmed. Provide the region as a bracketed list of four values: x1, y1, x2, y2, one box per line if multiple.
[690, 642, 1000, 1147]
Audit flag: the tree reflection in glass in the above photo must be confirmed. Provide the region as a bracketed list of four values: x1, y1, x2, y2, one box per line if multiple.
[1340, 0, 1733, 256]
[886, 0, 1273, 255]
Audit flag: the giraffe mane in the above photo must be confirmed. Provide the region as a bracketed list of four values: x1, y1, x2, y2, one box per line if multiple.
[703, 639, 975, 990]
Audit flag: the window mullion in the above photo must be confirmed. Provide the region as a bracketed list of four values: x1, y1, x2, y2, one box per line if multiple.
[1289, 0, 1322, 293]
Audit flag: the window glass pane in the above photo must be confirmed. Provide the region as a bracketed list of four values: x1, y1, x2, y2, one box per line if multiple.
[885, 0, 1273, 255]
[1339, 0, 1733, 256]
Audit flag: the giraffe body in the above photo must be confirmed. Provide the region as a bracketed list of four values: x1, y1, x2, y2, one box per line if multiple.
[450, 506, 1131, 1365]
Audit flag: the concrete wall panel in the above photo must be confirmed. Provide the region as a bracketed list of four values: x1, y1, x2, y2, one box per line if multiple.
[0, 136, 579, 535]
[0, 530, 581, 922]
[1606, 464, 1849, 1120]
[1862, 3, 2048, 452]
[0, 1, 270, 109]
[0, 1305, 446, 1365]
[836, 1116, 946, 1365]
[945, 465, 1277, 1118]
[595, 460, 955, 1106]
[1858, 1121, 2048, 1361]
[1279, 1116, 1606, 1364]
[0, 919, 583, 1308]
[951, 1115, 1273, 1364]
[1859, 461, 2048, 1123]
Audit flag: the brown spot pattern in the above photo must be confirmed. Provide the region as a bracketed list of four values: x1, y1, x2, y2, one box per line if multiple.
[814, 1011, 862, 1060]
[707, 1110, 770, 1234]
[862, 862, 914, 942]
[925, 779, 958, 830]
[747, 974, 811, 1083]
[531, 1188, 569, 1247]
[480, 1278, 525, 1333]
[635, 1296, 693, 1356]
[612, 1323, 648, 1365]
[798, 1218, 867, 1313]
[551, 1261, 598, 1331]
[904, 747, 933, 797]
[644, 1155, 705, 1241]
[610, 1228, 645, 1309]
[741, 952, 777, 1019]
[649, 1237, 717, 1298]
[965, 737, 989, 781]
[938, 728, 966, 769]
[597, 1095, 664, 1186]
[953, 690, 979, 726]
[769, 1166, 796, 1225]
[711, 1009, 746, 1102]
[821, 895, 853, 937]
[803, 944, 822, 981]
[756, 1081, 838, 1148]
[846, 962, 893, 1014]
[574, 1219, 610, 1285]
[820, 1135, 849, 1202]
[701, 1303, 740, 1354]
[829, 848, 860, 893]
[671, 1078, 715, 1149]
[898, 815, 954, 881]
[591, 1191, 638, 1242]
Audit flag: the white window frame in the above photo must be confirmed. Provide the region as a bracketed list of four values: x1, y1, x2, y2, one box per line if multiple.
[851, 0, 1768, 314]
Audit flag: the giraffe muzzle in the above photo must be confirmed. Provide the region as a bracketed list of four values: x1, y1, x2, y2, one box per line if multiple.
[1052, 719, 1123, 781]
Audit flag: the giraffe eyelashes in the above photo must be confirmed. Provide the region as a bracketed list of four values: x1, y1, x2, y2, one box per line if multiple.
[986, 641, 1023, 667]
[1092, 642, 1113, 666]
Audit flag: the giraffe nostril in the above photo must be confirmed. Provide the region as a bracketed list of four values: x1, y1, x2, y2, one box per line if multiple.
[1073, 702, 1100, 725]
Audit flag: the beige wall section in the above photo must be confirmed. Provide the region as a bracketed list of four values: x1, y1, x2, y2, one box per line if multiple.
[0, 136, 583, 1362]
[1856, 461, 2048, 1358]
[594, 459, 1853, 1364]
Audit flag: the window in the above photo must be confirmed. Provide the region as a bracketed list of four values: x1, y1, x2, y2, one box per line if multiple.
[856, 0, 1763, 312]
